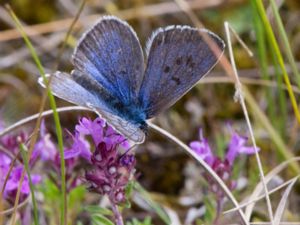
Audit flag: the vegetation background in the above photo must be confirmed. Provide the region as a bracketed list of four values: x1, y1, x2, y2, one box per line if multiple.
[0, 0, 300, 224]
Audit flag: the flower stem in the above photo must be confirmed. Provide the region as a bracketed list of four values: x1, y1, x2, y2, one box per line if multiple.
[214, 199, 224, 225]
[111, 202, 124, 225]
[19, 143, 39, 225]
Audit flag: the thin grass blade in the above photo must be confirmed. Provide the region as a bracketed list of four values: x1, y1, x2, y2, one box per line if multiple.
[251, 0, 300, 124]
[273, 177, 298, 224]
[269, 0, 300, 88]
[19, 143, 39, 225]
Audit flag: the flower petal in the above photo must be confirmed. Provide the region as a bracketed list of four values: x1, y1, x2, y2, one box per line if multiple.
[226, 131, 258, 164]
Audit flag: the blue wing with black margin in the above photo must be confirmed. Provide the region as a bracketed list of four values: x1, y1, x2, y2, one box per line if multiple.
[139, 26, 225, 119]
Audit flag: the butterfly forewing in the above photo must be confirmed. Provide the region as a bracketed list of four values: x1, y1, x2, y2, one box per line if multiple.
[72, 16, 144, 105]
[139, 26, 225, 118]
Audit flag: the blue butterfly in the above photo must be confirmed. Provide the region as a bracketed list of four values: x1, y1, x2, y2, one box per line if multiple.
[39, 16, 224, 143]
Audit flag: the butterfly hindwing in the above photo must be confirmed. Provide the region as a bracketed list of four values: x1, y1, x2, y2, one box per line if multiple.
[39, 71, 124, 116]
[72, 16, 144, 105]
[39, 71, 99, 108]
[40, 71, 145, 143]
[139, 26, 225, 118]
[88, 103, 145, 143]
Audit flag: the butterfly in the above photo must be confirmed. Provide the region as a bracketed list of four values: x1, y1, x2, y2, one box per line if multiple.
[39, 16, 224, 144]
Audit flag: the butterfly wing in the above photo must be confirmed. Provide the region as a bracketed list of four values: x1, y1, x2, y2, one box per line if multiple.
[139, 26, 225, 118]
[40, 16, 147, 143]
[39, 70, 124, 115]
[39, 71, 145, 143]
[87, 103, 145, 143]
[39, 71, 98, 108]
[72, 16, 144, 105]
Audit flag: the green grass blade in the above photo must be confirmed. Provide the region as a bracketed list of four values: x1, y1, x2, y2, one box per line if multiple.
[243, 88, 300, 174]
[134, 182, 170, 225]
[252, 4, 277, 128]
[92, 215, 115, 225]
[252, 0, 300, 125]
[19, 143, 39, 225]
[269, 0, 300, 88]
[7, 6, 67, 225]
[269, 41, 287, 139]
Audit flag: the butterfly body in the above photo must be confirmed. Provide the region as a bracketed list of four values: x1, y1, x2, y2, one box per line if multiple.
[40, 16, 224, 143]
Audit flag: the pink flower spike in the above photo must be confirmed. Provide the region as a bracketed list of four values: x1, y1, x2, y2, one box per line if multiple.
[33, 133, 57, 161]
[64, 132, 91, 162]
[4, 166, 41, 196]
[75, 117, 90, 134]
[0, 153, 11, 166]
[226, 131, 259, 164]
[189, 139, 214, 166]
[189, 129, 214, 165]
[76, 117, 106, 145]
[32, 120, 57, 162]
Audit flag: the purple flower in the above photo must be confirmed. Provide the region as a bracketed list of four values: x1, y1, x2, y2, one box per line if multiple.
[85, 142, 135, 204]
[1, 131, 27, 156]
[189, 129, 214, 165]
[32, 120, 57, 162]
[67, 116, 135, 204]
[76, 117, 105, 145]
[1, 165, 41, 204]
[75, 117, 130, 151]
[205, 158, 236, 199]
[0, 152, 11, 166]
[226, 131, 258, 165]
[0, 119, 42, 204]
[64, 132, 91, 162]
[189, 127, 257, 210]
[66, 117, 130, 162]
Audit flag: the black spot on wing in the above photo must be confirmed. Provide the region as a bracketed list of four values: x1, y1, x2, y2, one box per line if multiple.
[171, 76, 181, 85]
[164, 66, 170, 73]
[175, 57, 182, 65]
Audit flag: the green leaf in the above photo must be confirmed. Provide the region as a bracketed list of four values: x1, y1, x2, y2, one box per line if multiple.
[126, 217, 152, 225]
[125, 180, 135, 197]
[92, 215, 114, 225]
[143, 217, 152, 225]
[39, 179, 60, 200]
[134, 182, 170, 225]
[68, 185, 86, 209]
[85, 205, 113, 216]
[203, 196, 215, 223]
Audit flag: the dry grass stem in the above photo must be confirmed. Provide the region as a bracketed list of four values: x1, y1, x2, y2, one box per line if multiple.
[225, 21, 274, 224]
